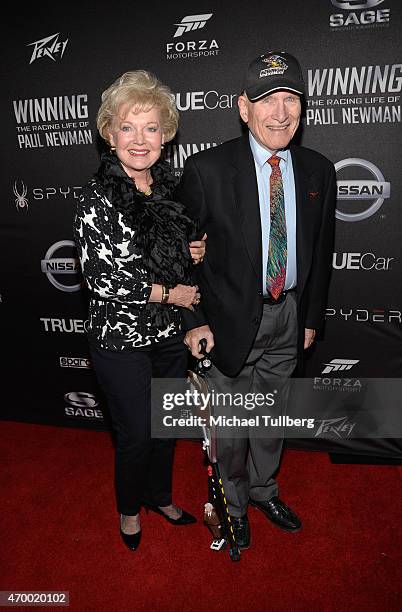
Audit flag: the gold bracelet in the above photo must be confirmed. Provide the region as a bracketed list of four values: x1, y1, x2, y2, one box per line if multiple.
[161, 285, 170, 304]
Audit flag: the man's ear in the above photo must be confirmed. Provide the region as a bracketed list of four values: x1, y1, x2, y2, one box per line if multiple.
[237, 94, 249, 124]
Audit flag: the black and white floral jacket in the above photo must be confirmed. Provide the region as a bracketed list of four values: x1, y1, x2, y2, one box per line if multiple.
[73, 152, 196, 351]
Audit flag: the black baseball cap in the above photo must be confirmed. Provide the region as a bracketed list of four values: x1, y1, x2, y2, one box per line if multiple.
[243, 51, 305, 101]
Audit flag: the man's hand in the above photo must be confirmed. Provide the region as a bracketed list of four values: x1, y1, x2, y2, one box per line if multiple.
[189, 233, 207, 264]
[304, 328, 316, 349]
[184, 325, 214, 358]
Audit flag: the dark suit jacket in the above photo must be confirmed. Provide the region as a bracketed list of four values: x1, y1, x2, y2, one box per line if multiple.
[177, 133, 336, 377]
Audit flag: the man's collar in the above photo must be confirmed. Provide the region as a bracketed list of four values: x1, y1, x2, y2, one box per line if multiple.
[248, 131, 290, 171]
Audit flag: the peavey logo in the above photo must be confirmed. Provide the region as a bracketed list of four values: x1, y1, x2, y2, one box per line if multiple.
[173, 14, 212, 37]
[335, 158, 390, 222]
[322, 359, 359, 374]
[27, 32, 69, 65]
[12, 180, 82, 210]
[314, 416, 356, 438]
[167, 14, 219, 60]
[329, 0, 390, 29]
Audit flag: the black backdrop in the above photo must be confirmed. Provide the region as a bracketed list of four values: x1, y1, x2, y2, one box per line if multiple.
[2, 1, 401, 460]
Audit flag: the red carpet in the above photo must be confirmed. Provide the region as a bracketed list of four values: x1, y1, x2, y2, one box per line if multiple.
[1, 421, 401, 611]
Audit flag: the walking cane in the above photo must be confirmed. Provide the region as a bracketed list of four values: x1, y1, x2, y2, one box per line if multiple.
[187, 340, 241, 562]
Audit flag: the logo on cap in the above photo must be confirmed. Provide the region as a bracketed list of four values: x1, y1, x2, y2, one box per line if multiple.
[260, 55, 288, 79]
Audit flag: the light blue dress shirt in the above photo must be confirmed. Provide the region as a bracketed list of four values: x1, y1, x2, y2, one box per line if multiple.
[249, 131, 297, 295]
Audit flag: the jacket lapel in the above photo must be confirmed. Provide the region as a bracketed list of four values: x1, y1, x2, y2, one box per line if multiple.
[232, 134, 262, 285]
[290, 144, 317, 298]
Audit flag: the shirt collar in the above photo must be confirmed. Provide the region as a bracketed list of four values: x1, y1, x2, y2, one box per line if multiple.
[249, 131, 290, 171]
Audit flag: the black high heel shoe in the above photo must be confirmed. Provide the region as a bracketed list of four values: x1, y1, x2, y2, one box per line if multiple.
[143, 503, 197, 525]
[120, 515, 142, 551]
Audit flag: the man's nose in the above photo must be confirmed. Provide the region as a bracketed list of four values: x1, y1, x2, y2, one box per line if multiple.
[272, 101, 288, 123]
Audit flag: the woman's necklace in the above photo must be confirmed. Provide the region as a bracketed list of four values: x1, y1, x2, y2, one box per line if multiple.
[134, 171, 152, 196]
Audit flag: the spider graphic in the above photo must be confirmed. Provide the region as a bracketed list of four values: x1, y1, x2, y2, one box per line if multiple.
[13, 180, 29, 210]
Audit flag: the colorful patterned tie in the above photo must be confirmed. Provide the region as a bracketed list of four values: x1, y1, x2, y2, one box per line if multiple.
[266, 155, 287, 299]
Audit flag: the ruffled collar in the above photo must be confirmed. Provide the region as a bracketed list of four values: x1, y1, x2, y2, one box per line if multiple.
[94, 151, 178, 211]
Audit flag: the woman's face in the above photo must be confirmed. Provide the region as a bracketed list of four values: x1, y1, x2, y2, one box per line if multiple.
[108, 104, 164, 177]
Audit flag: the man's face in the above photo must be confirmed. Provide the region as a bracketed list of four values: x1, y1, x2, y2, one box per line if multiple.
[238, 90, 301, 153]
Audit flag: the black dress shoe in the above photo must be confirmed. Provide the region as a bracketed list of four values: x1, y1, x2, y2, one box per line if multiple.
[120, 528, 142, 551]
[231, 514, 250, 549]
[249, 497, 302, 533]
[143, 503, 197, 525]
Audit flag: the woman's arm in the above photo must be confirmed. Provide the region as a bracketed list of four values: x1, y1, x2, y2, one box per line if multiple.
[73, 189, 152, 307]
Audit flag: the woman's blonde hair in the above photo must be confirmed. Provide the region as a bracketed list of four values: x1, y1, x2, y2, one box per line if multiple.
[97, 70, 179, 143]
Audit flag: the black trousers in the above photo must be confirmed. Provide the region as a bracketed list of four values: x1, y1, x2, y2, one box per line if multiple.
[90, 340, 188, 516]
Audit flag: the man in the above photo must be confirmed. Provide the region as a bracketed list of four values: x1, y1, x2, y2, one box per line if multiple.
[178, 51, 336, 549]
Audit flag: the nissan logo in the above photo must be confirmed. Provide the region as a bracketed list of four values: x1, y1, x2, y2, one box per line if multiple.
[41, 240, 84, 292]
[335, 158, 390, 222]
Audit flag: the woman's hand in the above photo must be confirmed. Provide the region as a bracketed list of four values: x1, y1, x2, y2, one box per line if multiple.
[169, 284, 200, 309]
[189, 233, 207, 264]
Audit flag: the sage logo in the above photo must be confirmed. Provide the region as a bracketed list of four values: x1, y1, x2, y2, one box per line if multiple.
[335, 158, 390, 222]
[173, 14, 212, 37]
[330, 0, 384, 8]
[329, 0, 390, 28]
[27, 32, 69, 65]
[13, 180, 29, 211]
[64, 391, 99, 408]
[64, 391, 103, 420]
[322, 359, 359, 374]
[41, 240, 83, 292]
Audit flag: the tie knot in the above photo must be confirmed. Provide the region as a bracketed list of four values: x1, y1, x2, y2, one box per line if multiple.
[268, 155, 281, 168]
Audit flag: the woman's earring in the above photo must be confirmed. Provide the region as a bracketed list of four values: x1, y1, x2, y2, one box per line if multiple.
[161, 144, 164, 150]
[110, 145, 116, 152]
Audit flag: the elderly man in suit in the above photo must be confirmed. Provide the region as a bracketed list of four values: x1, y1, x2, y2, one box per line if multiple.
[177, 51, 336, 549]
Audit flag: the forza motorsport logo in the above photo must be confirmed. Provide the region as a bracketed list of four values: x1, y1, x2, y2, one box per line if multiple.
[329, 0, 390, 30]
[27, 32, 68, 64]
[167, 14, 219, 60]
[335, 158, 390, 222]
[322, 359, 359, 374]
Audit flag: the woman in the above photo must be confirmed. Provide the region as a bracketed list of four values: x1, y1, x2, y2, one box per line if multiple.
[74, 70, 205, 551]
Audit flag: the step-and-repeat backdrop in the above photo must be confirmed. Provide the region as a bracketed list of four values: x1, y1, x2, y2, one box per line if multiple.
[2, 1, 401, 458]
